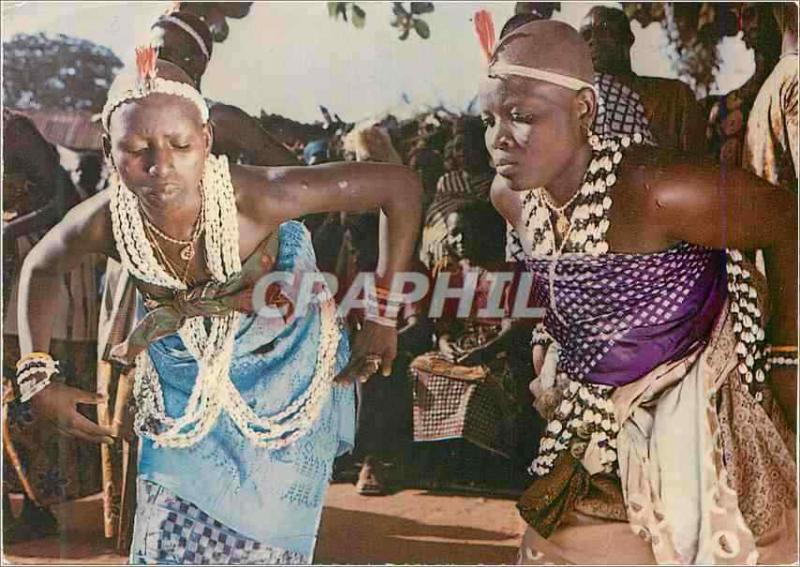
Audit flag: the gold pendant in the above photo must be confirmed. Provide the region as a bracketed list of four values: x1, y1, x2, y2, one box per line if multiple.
[180, 244, 194, 261]
[555, 214, 570, 237]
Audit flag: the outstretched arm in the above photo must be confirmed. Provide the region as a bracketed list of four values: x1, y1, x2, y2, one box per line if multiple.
[649, 162, 797, 423]
[240, 161, 423, 291]
[238, 161, 424, 380]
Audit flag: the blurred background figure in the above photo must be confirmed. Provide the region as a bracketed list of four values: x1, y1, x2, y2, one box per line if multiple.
[3, 108, 103, 543]
[706, 3, 782, 168]
[579, 5, 706, 152]
[411, 200, 537, 492]
[743, 2, 799, 193]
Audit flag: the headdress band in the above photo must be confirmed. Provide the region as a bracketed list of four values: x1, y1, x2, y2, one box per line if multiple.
[473, 10, 596, 94]
[158, 15, 210, 60]
[101, 45, 209, 131]
[488, 62, 596, 93]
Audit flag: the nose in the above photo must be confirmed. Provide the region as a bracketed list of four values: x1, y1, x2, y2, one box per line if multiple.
[488, 121, 512, 151]
[147, 148, 174, 178]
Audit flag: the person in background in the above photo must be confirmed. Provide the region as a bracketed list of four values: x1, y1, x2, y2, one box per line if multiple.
[337, 123, 433, 496]
[742, 2, 799, 193]
[411, 200, 534, 490]
[419, 116, 495, 271]
[2, 109, 102, 543]
[150, 9, 299, 166]
[706, 3, 782, 168]
[579, 5, 706, 153]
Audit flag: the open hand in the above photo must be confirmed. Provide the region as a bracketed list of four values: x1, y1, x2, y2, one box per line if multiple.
[30, 382, 115, 445]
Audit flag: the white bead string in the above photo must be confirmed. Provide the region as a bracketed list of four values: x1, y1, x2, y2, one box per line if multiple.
[523, 132, 642, 478]
[113, 153, 339, 449]
[725, 250, 770, 403]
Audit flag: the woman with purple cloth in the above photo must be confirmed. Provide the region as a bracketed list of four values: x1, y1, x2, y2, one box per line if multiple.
[474, 13, 797, 565]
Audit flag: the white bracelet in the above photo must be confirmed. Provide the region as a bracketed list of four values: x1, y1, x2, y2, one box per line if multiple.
[365, 313, 398, 328]
[19, 374, 54, 403]
[17, 360, 59, 385]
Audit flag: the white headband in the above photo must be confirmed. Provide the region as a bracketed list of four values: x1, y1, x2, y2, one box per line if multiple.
[101, 76, 209, 131]
[158, 15, 210, 60]
[488, 62, 596, 93]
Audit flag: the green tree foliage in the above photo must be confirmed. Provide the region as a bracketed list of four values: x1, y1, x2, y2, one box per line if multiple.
[328, 2, 435, 40]
[2, 33, 122, 111]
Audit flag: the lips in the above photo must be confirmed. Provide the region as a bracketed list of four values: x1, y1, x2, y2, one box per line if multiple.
[494, 160, 517, 176]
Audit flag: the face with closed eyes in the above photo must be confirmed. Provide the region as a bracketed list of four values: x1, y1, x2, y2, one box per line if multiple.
[479, 74, 590, 191]
[106, 92, 211, 207]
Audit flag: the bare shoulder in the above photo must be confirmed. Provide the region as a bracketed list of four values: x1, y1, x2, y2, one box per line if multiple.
[63, 190, 113, 241]
[619, 145, 717, 203]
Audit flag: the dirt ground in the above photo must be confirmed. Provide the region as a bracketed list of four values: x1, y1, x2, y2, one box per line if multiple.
[3, 483, 526, 565]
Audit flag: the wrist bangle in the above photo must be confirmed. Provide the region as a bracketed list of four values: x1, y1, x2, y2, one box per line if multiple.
[16, 352, 54, 371]
[767, 345, 798, 353]
[15, 354, 59, 403]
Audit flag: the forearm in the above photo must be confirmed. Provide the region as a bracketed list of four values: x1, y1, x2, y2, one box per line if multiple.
[763, 234, 798, 345]
[2, 203, 58, 240]
[375, 178, 423, 288]
[17, 259, 65, 355]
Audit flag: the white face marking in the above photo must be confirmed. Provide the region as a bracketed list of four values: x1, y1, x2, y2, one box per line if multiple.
[301, 182, 310, 191]
[337, 180, 349, 190]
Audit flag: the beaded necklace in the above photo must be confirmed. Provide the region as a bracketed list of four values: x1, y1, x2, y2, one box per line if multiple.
[109, 154, 340, 449]
[520, 133, 771, 479]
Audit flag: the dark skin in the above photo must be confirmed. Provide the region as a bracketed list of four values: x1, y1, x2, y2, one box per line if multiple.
[18, 89, 422, 445]
[151, 22, 299, 166]
[480, 74, 798, 428]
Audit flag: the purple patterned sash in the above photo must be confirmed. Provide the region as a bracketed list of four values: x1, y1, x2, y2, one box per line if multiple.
[525, 242, 727, 386]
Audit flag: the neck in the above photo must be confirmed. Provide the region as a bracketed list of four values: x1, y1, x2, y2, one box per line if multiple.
[139, 186, 203, 241]
[782, 29, 798, 56]
[545, 142, 593, 206]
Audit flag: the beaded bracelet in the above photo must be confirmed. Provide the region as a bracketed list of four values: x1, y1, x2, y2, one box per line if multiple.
[767, 356, 798, 367]
[16, 353, 59, 403]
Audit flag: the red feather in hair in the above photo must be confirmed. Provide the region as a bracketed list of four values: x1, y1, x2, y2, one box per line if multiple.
[473, 10, 496, 64]
[135, 45, 158, 84]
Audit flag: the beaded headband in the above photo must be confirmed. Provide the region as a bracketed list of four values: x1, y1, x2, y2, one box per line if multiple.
[157, 14, 210, 60]
[101, 45, 209, 131]
[474, 10, 596, 93]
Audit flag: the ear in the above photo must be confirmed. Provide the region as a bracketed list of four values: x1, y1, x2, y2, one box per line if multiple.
[101, 135, 115, 166]
[203, 122, 214, 156]
[575, 88, 598, 133]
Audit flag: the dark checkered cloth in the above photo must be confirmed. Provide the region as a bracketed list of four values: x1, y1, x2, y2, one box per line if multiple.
[594, 72, 656, 145]
[130, 479, 307, 565]
[411, 364, 512, 457]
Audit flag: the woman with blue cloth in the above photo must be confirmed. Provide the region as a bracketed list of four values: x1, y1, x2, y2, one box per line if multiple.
[15, 48, 421, 564]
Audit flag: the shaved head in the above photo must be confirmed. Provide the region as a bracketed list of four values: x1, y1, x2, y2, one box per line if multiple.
[492, 20, 594, 86]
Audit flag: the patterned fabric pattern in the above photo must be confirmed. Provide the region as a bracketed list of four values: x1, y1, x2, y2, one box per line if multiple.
[131, 479, 306, 565]
[411, 359, 512, 457]
[522, 243, 725, 386]
[137, 221, 355, 558]
[593, 72, 656, 145]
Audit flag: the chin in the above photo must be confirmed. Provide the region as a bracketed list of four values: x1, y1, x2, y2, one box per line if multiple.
[498, 172, 535, 192]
